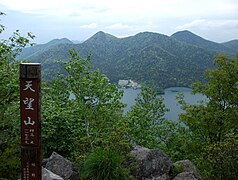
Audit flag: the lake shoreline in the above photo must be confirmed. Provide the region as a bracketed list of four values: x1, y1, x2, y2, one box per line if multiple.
[121, 87, 206, 122]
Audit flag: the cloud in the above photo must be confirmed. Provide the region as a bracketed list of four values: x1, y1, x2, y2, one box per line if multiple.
[1, 0, 238, 24]
[177, 19, 238, 30]
[80, 23, 98, 29]
[0, 0, 110, 17]
[1, 0, 237, 43]
[106, 23, 132, 30]
[176, 19, 206, 29]
[175, 19, 238, 42]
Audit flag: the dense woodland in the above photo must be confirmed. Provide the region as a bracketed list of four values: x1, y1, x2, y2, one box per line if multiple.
[17, 29, 238, 92]
[1, 13, 238, 179]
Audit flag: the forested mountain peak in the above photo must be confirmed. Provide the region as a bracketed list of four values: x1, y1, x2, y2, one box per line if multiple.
[134, 31, 167, 38]
[171, 30, 204, 43]
[84, 31, 118, 44]
[17, 38, 73, 60]
[46, 38, 73, 46]
[171, 30, 236, 55]
[128, 31, 170, 43]
[18, 30, 238, 90]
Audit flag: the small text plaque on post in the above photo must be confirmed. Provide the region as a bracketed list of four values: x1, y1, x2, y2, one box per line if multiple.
[20, 63, 42, 180]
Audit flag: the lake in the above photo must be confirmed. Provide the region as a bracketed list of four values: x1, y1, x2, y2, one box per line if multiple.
[121, 87, 206, 122]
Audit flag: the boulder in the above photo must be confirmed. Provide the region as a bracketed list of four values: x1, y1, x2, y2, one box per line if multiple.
[173, 172, 198, 180]
[130, 146, 172, 180]
[42, 168, 64, 180]
[145, 173, 170, 180]
[173, 160, 202, 180]
[45, 152, 79, 180]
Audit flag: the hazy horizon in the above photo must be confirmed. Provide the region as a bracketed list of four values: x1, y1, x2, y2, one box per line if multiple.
[30, 30, 238, 45]
[1, 0, 238, 44]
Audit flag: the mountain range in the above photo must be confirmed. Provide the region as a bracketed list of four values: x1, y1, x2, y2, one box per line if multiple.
[17, 30, 238, 91]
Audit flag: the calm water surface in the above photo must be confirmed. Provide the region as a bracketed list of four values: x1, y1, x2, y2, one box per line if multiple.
[121, 87, 206, 122]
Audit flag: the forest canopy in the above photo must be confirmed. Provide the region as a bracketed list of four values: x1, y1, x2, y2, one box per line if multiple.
[0, 14, 238, 179]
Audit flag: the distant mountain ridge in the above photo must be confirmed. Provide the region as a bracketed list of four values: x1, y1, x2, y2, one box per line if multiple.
[222, 39, 238, 51]
[17, 38, 73, 60]
[18, 30, 237, 91]
[171, 30, 236, 55]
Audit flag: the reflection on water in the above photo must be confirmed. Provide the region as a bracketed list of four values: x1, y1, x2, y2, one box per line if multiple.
[121, 87, 207, 122]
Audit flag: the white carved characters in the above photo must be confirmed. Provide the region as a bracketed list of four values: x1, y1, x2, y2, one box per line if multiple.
[23, 81, 35, 92]
[22, 80, 37, 145]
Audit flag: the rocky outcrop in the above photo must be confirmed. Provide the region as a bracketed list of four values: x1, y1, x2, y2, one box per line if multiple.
[144, 173, 170, 180]
[173, 160, 202, 180]
[129, 146, 202, 180]
[42, 168, 64, 180]
[45, 152, 79, 180]
[130, 146, 172, 180]
[8, 148, 201, 180]
[173, 172, 198, 180]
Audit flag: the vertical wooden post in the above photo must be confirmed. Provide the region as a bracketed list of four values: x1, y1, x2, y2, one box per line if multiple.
[20, 63, 42, 180]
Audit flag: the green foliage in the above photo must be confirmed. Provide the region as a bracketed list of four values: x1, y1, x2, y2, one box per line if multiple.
[0, 27, 34, 122]
[177, 54, 238, 179]
[0, 141, 21, 180]
[202, 135, 238, 179]
[179, 54, 238, 144]
[2, 12, 238, 180]
[156, 120, 195, 161]
[62, 50, 126, 152]
[124, 86, 196, 163]
[42, 78, 82, 157]
[125, 87, 168, 148]
[41, 50, 133, 178]
[0, 14, 34, 179]
[42, 49, 130, 160]
[80, 147, 133, 180]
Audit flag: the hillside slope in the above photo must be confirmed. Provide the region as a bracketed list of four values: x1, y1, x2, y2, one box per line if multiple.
[222, 40, 238, 52]
[171, 30, 236, 56]
[17, 38, 73, 60]
[19, 31, 237, 90]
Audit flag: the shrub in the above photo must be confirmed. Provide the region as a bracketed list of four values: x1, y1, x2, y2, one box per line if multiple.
[202, 135, 238, 179]
[80, 147, 133, 180]
[0, 146, 21, 180]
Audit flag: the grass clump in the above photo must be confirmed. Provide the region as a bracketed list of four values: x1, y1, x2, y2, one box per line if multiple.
[80, 147, 133, 180]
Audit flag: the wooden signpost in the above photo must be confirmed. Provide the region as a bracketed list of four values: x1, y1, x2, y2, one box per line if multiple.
[20, 63, 42, 180]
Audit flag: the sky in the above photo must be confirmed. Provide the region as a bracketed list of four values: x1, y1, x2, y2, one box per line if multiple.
[0, 0, 238, 44]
